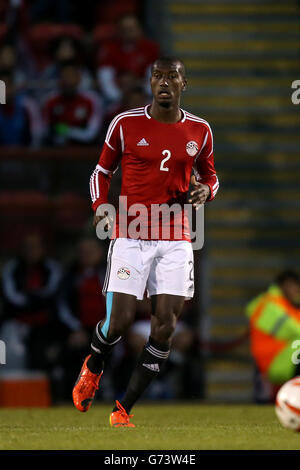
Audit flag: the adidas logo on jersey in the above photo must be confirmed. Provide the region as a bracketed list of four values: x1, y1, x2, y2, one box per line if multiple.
[137, 138, 149, 146]
[142, 363, 160, 372]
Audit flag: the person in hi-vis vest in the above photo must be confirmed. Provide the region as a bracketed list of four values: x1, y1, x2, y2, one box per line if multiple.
[246, 270, 300, 386]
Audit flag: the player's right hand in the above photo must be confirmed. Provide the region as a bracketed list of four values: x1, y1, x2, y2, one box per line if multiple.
[93, 211, 112, 232]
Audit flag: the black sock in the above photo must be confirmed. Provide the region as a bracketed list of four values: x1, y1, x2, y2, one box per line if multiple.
[113, 336, 170, 413]
[87, 322, 121, 374]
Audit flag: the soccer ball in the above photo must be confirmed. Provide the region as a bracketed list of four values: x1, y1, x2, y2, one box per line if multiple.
[275, 376, 300, 431]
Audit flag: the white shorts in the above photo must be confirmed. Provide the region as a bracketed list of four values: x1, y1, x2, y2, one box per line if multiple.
[103, 238, 194, 300]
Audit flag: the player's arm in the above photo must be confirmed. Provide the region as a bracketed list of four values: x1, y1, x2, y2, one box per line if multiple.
[89, 117, 123, 227]
[189, 124, 219, 208]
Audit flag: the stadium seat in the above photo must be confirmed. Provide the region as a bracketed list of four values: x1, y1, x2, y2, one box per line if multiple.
[0, 191, 52, 209]
[0, 191, 54, 251]
[93, 24, 117, 46]
[28, 23, 84, 46]
[54, 192, 90, 231]
[96, 0, 138, 24]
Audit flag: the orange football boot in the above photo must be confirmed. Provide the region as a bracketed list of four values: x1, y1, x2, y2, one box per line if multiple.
[109, 400, 136, 428]
[72, 355, 102, 412]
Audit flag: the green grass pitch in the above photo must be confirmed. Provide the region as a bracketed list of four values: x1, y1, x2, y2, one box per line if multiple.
[0, 403, 299, 450]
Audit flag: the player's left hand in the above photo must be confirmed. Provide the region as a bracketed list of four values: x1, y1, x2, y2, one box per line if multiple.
[189, 175, 210, 209]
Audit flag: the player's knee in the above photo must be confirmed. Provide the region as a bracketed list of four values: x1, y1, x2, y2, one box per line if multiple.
[105, 311, 133, 341]
[151, 314, 176, 344]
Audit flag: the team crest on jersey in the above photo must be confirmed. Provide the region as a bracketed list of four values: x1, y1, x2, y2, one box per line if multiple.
[117, 267, 131, 280]
[186, 141, 199, 157]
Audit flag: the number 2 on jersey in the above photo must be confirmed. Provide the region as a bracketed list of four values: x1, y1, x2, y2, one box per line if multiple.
[160, 149, 171, 172]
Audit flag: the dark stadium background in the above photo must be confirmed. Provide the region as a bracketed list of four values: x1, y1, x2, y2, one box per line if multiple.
[0, 0, 299, 407]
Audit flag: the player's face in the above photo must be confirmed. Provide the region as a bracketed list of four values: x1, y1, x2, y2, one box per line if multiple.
[150, 63, 186, 107]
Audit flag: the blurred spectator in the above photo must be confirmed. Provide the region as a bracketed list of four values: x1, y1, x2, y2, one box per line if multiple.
[104, 85, 148, 131]
[38, 35, 93, 101]
[43, 60, 103, 146]
[96, 13, 159, 104]
[0, 68, 43, 146]
[121, 85, 149, 110]
[0, 41, 26, 89]
[246, 270, 300, 402]
[1, 233, 62, 375]
[58, 237, 107, 397]
[58, 237, 106, 332]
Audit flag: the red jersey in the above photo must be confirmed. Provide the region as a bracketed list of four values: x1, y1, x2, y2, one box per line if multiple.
[97, 37, 159, 78]
[90, 105, 219, 241]
[44, 91, 103, 145]
[45, 92, 96, 127]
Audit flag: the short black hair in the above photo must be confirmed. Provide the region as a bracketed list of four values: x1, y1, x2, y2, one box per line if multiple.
[275, 270, 300, 286]
[151, 56, 186, 77]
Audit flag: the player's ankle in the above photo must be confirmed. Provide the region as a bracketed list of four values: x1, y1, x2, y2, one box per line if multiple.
[112, 400, 130, 414]
[87, 354, 103, 374]
[88, 322, 122, 373]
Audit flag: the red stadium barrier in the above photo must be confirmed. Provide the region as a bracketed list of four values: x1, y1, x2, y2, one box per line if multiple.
[96, 0, 139, 24]
[28, 23, 84, 47]
[0, 372, 51, 407]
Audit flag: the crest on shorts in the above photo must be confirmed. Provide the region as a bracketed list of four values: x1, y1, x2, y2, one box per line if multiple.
[117, 267, 130, 280]
[186, 141, 199, 157]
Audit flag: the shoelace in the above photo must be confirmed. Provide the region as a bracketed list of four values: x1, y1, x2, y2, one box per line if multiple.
[80, 370, 101, 391]
[115, 400, 134, 420]
[89, 370, 102, 390]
